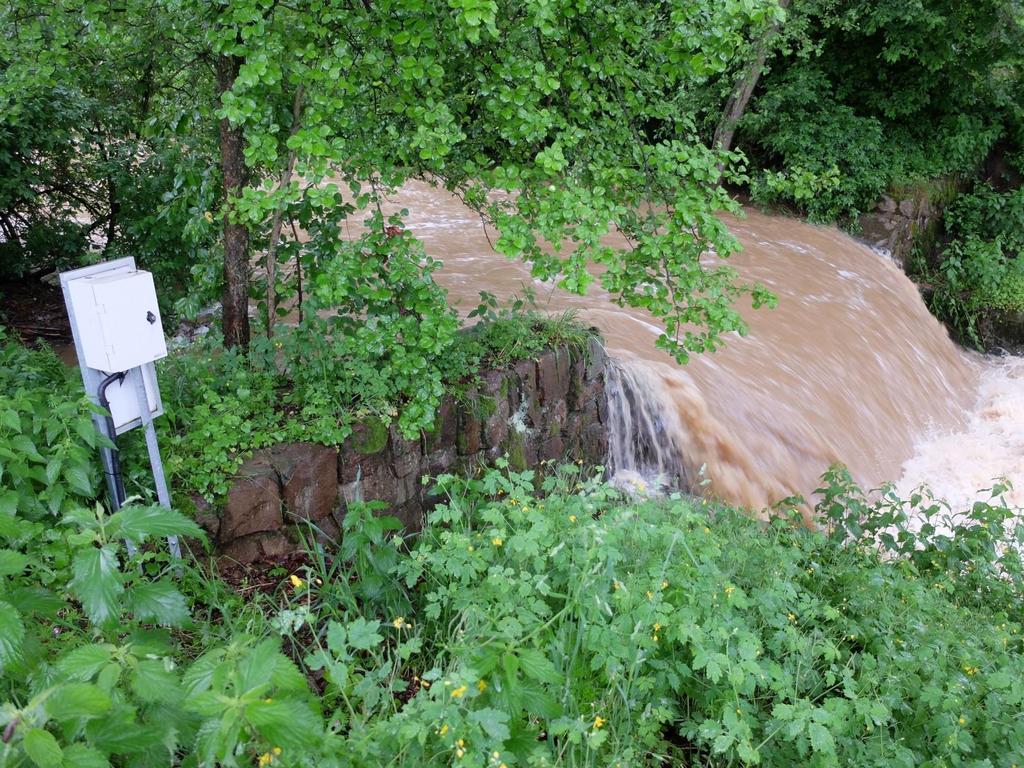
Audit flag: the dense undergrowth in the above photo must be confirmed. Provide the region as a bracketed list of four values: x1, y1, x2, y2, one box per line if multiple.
[3, 331, 1024, 767]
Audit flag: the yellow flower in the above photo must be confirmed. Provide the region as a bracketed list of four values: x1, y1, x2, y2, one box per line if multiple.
[646, 590, 653, 600]
[421, 679, 430, 689]
[204, 211, 214, 223]
[477, 679, 488, 692]
[289, 574, 304, 589]
[258, 753, 274, 767]
[958, 716, 966, 726]
[704, 526, 711, 533]
[724, 585, 735, 596]
[613, 580, 621, 591]
[439, 723, 449, 736]
[593, 715, 606, 729]
[492, 537, 503, 547]
[569, 515, 577, 523]
[492, 752, 500, 759]
[392, 617, 407, 629]
[661, 580, 668, 589]
[456, 748, 465, 758]
[272, 748, 281, 756]
[451, 685, 468, 699]
[468, 545, 475, 552]
[653, 622, 662, 632]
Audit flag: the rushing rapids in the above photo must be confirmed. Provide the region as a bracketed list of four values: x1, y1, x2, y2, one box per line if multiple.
[376, 180, 1022, 510]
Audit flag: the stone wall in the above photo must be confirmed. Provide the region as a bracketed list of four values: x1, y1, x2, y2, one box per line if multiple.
[856, 186, 955, 269]
[204, 339, 609, 563]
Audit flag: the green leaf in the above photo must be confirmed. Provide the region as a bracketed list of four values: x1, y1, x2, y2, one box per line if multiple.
[64, 463, 94, 496]
[0, 548, 31, 576]
[246, 697, 321, 750]
[808, 722, 836, 754]
[70, 545, 124, 625]
[45, 683, 112, 722]
[131, 658, 181, 703]
[517, 648, 561, 685]
[22, 727, 63, 768]
[109, 505, 203, 542]
[0, 600, 25, 670]
[61, 744, 109, 768]
[346, 618, 383, 651]
[57, 644, 114, 681]
[468, 707, 511, 741]
[127, 580, 189, 626]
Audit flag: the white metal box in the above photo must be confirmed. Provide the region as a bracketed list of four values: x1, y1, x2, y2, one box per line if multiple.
[65, 269, 168, 372]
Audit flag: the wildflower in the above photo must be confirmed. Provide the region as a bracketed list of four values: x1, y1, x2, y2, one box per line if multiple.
[704, 526, 711, 534]
[958, 716, 966, 726]
[646, 590, 653, 600]
[439, 724, 449, 736]
[787, 613, 796, 622]
[724, 585, 735, 596]
[204, 211, 214, 223]
[593, 715, 605, 729]
[273, 748, 281, 756]
[477, 679, 488, 692]
[492, 537, 503, 547]
[421, 679, 430, 689]
[613, 580, 621, 591]
[451, 685, 468, 699]
[289, 574, 304, 589]
[661, 580, 668, 589]
[457, 739, 465, 748]
[653, 623, 662, 632]
[468, 545, 475, 552]
[258, 753, 274, 767]
[456, 748, 465, 758]
[392, 617, 407, 629]
[569, 515, 577, 523]
[492, 752, 501, 760]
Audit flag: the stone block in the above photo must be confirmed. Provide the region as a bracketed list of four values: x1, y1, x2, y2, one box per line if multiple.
[393, 449, 421, 479]
[222, 454, 283, 542]
[339, 442, 388, 484]
[582, 422, 608, 463]
[424, 445, 457, 477]
[585, 336, 607, 382]
[389, 422, 420, 456]
[424, 395, 457, 451]
[483, 396, 510, 449]
[271, 442, 339, 523]
[537, 347, 571, 404]
[456, 394, 482, 455]
[540, 434, 564, 462]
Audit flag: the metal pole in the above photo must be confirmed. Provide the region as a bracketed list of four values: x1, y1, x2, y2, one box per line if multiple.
[131, 367, 181, 558]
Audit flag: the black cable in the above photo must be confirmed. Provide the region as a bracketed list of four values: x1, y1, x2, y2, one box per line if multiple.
[97, 371, 127, 508]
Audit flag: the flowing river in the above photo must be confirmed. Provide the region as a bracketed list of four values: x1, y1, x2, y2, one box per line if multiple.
[374, 181, 1023, 511]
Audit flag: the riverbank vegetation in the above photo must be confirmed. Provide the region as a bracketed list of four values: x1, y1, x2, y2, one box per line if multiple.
[2, 333, 1023, 766]
[3, 2, 1024, 765]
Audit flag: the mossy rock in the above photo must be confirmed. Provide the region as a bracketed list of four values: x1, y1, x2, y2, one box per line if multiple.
[352, 416, 388, 455]
[503, 429, 529, 472]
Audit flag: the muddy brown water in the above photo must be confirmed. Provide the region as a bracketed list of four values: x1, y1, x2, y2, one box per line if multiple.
[380, 181, 1022, 511]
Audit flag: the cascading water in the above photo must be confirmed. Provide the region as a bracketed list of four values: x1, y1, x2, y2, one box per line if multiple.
[361, 181, 1022, 511]
[604, 359, 690, 492]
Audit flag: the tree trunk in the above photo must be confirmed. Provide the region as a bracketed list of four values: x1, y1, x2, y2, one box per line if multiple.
[216, 53, 251, 349]
[712, 0, 790, 155]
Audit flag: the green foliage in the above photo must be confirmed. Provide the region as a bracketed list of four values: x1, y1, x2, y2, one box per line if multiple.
[458, 291, 597, 370]
[4, 370, 1024, 768]
[0, 329, 105, 521]
[927, 186, 1024, 346]
[240, 464, 1024, 766]
[739, 0, 1024, 222]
